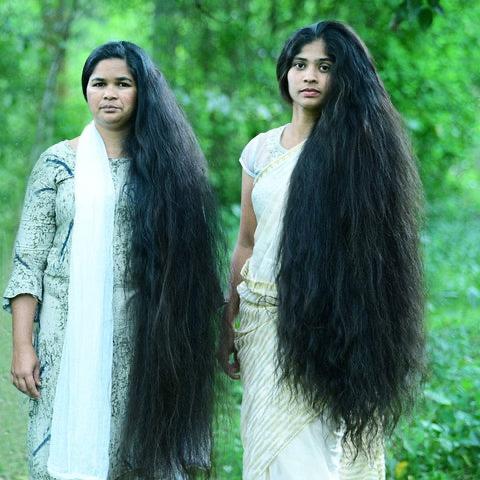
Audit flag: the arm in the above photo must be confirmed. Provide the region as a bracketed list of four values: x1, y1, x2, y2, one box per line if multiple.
[11, 295, 41, 398]
[4, 152, 58, 398]
[219, 171, 257, 379]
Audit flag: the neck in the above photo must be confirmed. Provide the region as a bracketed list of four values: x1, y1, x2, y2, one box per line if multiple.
[289, 105, 320, 141]
[94, 123, 129, 158]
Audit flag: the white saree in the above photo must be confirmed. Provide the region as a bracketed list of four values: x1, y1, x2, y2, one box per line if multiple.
[235, 126, 385, 479]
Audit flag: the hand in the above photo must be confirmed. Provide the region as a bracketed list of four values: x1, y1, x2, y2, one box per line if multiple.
[11, 344, 41, 398]
[218, 319, 240, 380]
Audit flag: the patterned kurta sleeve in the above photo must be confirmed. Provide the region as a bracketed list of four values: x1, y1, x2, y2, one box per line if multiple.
[3, 152, 57, 313]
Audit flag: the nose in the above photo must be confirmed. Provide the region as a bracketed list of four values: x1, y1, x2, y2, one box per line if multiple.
[303, 65, 318, 83]
[103, 85, 118, 99]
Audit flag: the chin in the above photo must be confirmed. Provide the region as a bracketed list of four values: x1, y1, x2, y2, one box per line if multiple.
[302, 103, 322, 113]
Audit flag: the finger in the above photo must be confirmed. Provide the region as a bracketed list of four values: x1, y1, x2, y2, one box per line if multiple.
[219, 358, 240, 380]
[24, 375, 41, 398]
[33, 363, 42, 386]
[226, 359, 241, 380]
[15, 377, 29, 395]
[233, 350, 240, 369]
[226, 366, 241, 380]
[217, 350, 232, 370]
[220, 357, 235, 377]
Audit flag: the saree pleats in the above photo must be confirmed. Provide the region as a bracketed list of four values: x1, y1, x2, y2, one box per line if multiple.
[235, 275, 318, 479]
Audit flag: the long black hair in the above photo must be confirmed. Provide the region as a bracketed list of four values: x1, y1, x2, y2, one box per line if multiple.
[82, 41, 224, 478]
[275, 21, 425, 452]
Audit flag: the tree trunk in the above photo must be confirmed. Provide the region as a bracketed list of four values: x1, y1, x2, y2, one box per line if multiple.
[152, 0, 180, 83]
[30, 0, 78, 162]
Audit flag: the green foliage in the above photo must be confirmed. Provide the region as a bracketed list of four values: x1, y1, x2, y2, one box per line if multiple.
[391, 0, 445, 30]
[389, 329, 479, 478]
[0, 0, 479, 478]
[385, 194, 480, 479]
[387, 325, 480, 479]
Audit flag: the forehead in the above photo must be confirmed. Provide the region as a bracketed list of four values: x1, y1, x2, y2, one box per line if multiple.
[90, 58, 133, 78]
[295, 39, 329, 59]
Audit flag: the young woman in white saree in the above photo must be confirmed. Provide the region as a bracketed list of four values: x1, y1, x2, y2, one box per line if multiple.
[220, 21, 424, 479]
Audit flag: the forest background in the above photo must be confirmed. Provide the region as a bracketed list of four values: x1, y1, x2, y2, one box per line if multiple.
[0, 0, 478, 479]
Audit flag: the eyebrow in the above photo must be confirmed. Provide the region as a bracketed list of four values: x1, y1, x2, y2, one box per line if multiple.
[293, 56, 333, 62]
[90, 76, 134, 82]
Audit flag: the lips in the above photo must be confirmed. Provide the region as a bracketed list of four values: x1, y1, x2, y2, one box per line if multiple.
[300, 88, 320, 93]
[100, 105, 120, 110]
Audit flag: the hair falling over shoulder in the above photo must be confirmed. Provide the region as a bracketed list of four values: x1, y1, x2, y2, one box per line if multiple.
[276, 21, 425, 452]
[82, 42, 225, 479]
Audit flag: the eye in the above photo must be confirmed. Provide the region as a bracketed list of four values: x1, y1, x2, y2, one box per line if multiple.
[319, 63, 331, 73]
[118, 82, 131, 87]
[91, 81, 105, 87]
[292, 61, 306, 70]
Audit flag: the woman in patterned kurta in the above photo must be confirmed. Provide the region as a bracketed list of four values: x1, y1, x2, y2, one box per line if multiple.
[5, 41, 223, 480]
[4, 141, 133, 478]
[220, 21, 424, 479]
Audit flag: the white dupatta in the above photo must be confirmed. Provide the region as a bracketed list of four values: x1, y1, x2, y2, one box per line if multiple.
[48, 122, 115, 480]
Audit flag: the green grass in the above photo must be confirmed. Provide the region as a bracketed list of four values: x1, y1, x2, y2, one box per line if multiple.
[0, 193, 478, 479]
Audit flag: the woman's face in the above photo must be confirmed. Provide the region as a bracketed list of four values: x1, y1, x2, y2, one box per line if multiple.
[86, 58, 137, 131]
[287, 39, 333, 113]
